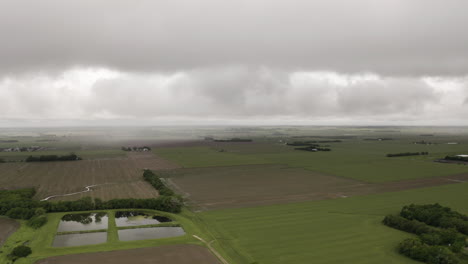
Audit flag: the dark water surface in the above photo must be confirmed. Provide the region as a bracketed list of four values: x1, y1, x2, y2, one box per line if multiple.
[57, 213, 108, 232]
[52, 232, 107, 247]
[118, 227, 185, 241]
[115, 211, 172, 227]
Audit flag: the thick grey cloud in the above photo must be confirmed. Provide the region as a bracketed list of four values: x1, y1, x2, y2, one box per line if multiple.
[1, 0, 468, 75]
[1, 67, 467, 126]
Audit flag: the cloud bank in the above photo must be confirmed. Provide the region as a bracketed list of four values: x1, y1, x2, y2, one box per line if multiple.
[1, 67, 467, 126]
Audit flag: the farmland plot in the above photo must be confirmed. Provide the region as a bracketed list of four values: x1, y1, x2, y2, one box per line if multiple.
[0, 153, 177, 201]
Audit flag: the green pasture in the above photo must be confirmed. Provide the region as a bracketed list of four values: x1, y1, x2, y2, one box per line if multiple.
[200, 182, 468, 264]
[155, 138, 468, 182]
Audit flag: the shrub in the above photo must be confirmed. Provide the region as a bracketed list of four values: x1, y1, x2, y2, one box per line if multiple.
[11, 245, 32, 258]
[27, 215, 47, 229]
[398, 239, 459, 264]
[6, 207, 35, 220]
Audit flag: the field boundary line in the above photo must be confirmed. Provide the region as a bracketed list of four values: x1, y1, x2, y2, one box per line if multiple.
[193, 235, 230, 264]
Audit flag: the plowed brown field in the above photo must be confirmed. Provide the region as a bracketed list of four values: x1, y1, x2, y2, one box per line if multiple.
[0, 152, 179, 201]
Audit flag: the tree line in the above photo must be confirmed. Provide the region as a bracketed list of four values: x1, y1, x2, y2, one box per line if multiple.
[295, 146, 331, 152]
[386, 152, 429, 157]
[383, 204, 468, 264]
[121, 146, 151, 151]
[143, 169, 175, 196]
[286, 140, 341, 146]
[214, 138, 253, 142]
[25, 153, 82, 162]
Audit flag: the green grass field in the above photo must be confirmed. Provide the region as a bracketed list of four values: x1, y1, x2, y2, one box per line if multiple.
[155, 139, 468, 182]
[0, 209, 211, 264]
[199, 182, 468, 264]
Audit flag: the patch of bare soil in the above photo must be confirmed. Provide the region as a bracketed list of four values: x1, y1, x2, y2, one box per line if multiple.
[0, 217, 19, 246]
[35, 244, 221, 264]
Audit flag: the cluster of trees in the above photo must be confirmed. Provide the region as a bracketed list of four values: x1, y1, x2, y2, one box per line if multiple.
[25, 153, 81, 162]
[386, 152, 429, 157]
[121, 146, 151, 151]
[27, 208, 48, 229]
[414, 140, 434, 145]
[383, 215, 466, 253]
[400, 204, 468, 235]
[383, 204, 468, 264]
[143, 169, 175, 196]
[295, 147, 331, 152]
[214, 138, 253, 142]
[398, 239, 458, 264]
[444, 155, 468, 162]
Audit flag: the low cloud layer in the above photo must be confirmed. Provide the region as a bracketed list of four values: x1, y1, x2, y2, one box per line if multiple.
[1, 67, 467, 126]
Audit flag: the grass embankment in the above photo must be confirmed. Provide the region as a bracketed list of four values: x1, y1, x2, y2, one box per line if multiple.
[155, 139, 468, 183]
[199, 182, 468, 264]
[0, 209, 217, 264]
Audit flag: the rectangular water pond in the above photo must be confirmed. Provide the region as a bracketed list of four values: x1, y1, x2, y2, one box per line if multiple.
[118, 227, 185, 241]
[52, 232, 107, 247]
[57, 213, 108, 232]
[115, 211, 172, 227]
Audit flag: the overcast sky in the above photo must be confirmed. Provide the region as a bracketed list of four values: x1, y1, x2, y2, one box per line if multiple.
[1, 0, 468, 126]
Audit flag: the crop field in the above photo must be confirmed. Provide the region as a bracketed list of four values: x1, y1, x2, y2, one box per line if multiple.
[200, 182, 468, 264]
[0, 153, 178, 201]
[166, 164, 359, 210]
[155, 137, 468, 183]
[35, 244, 220, 264]
[166, 164, 468, 210]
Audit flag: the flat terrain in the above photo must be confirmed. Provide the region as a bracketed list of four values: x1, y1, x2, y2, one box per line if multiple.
[0, 217, 19, 247]
[155, 139, 468, 183]
[167, 164, 468, 210]
[0, 153, 179, 201]
[35, 244, 220, 264]
[167, 164, 359, 210]
[200, 182, 468, 264]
